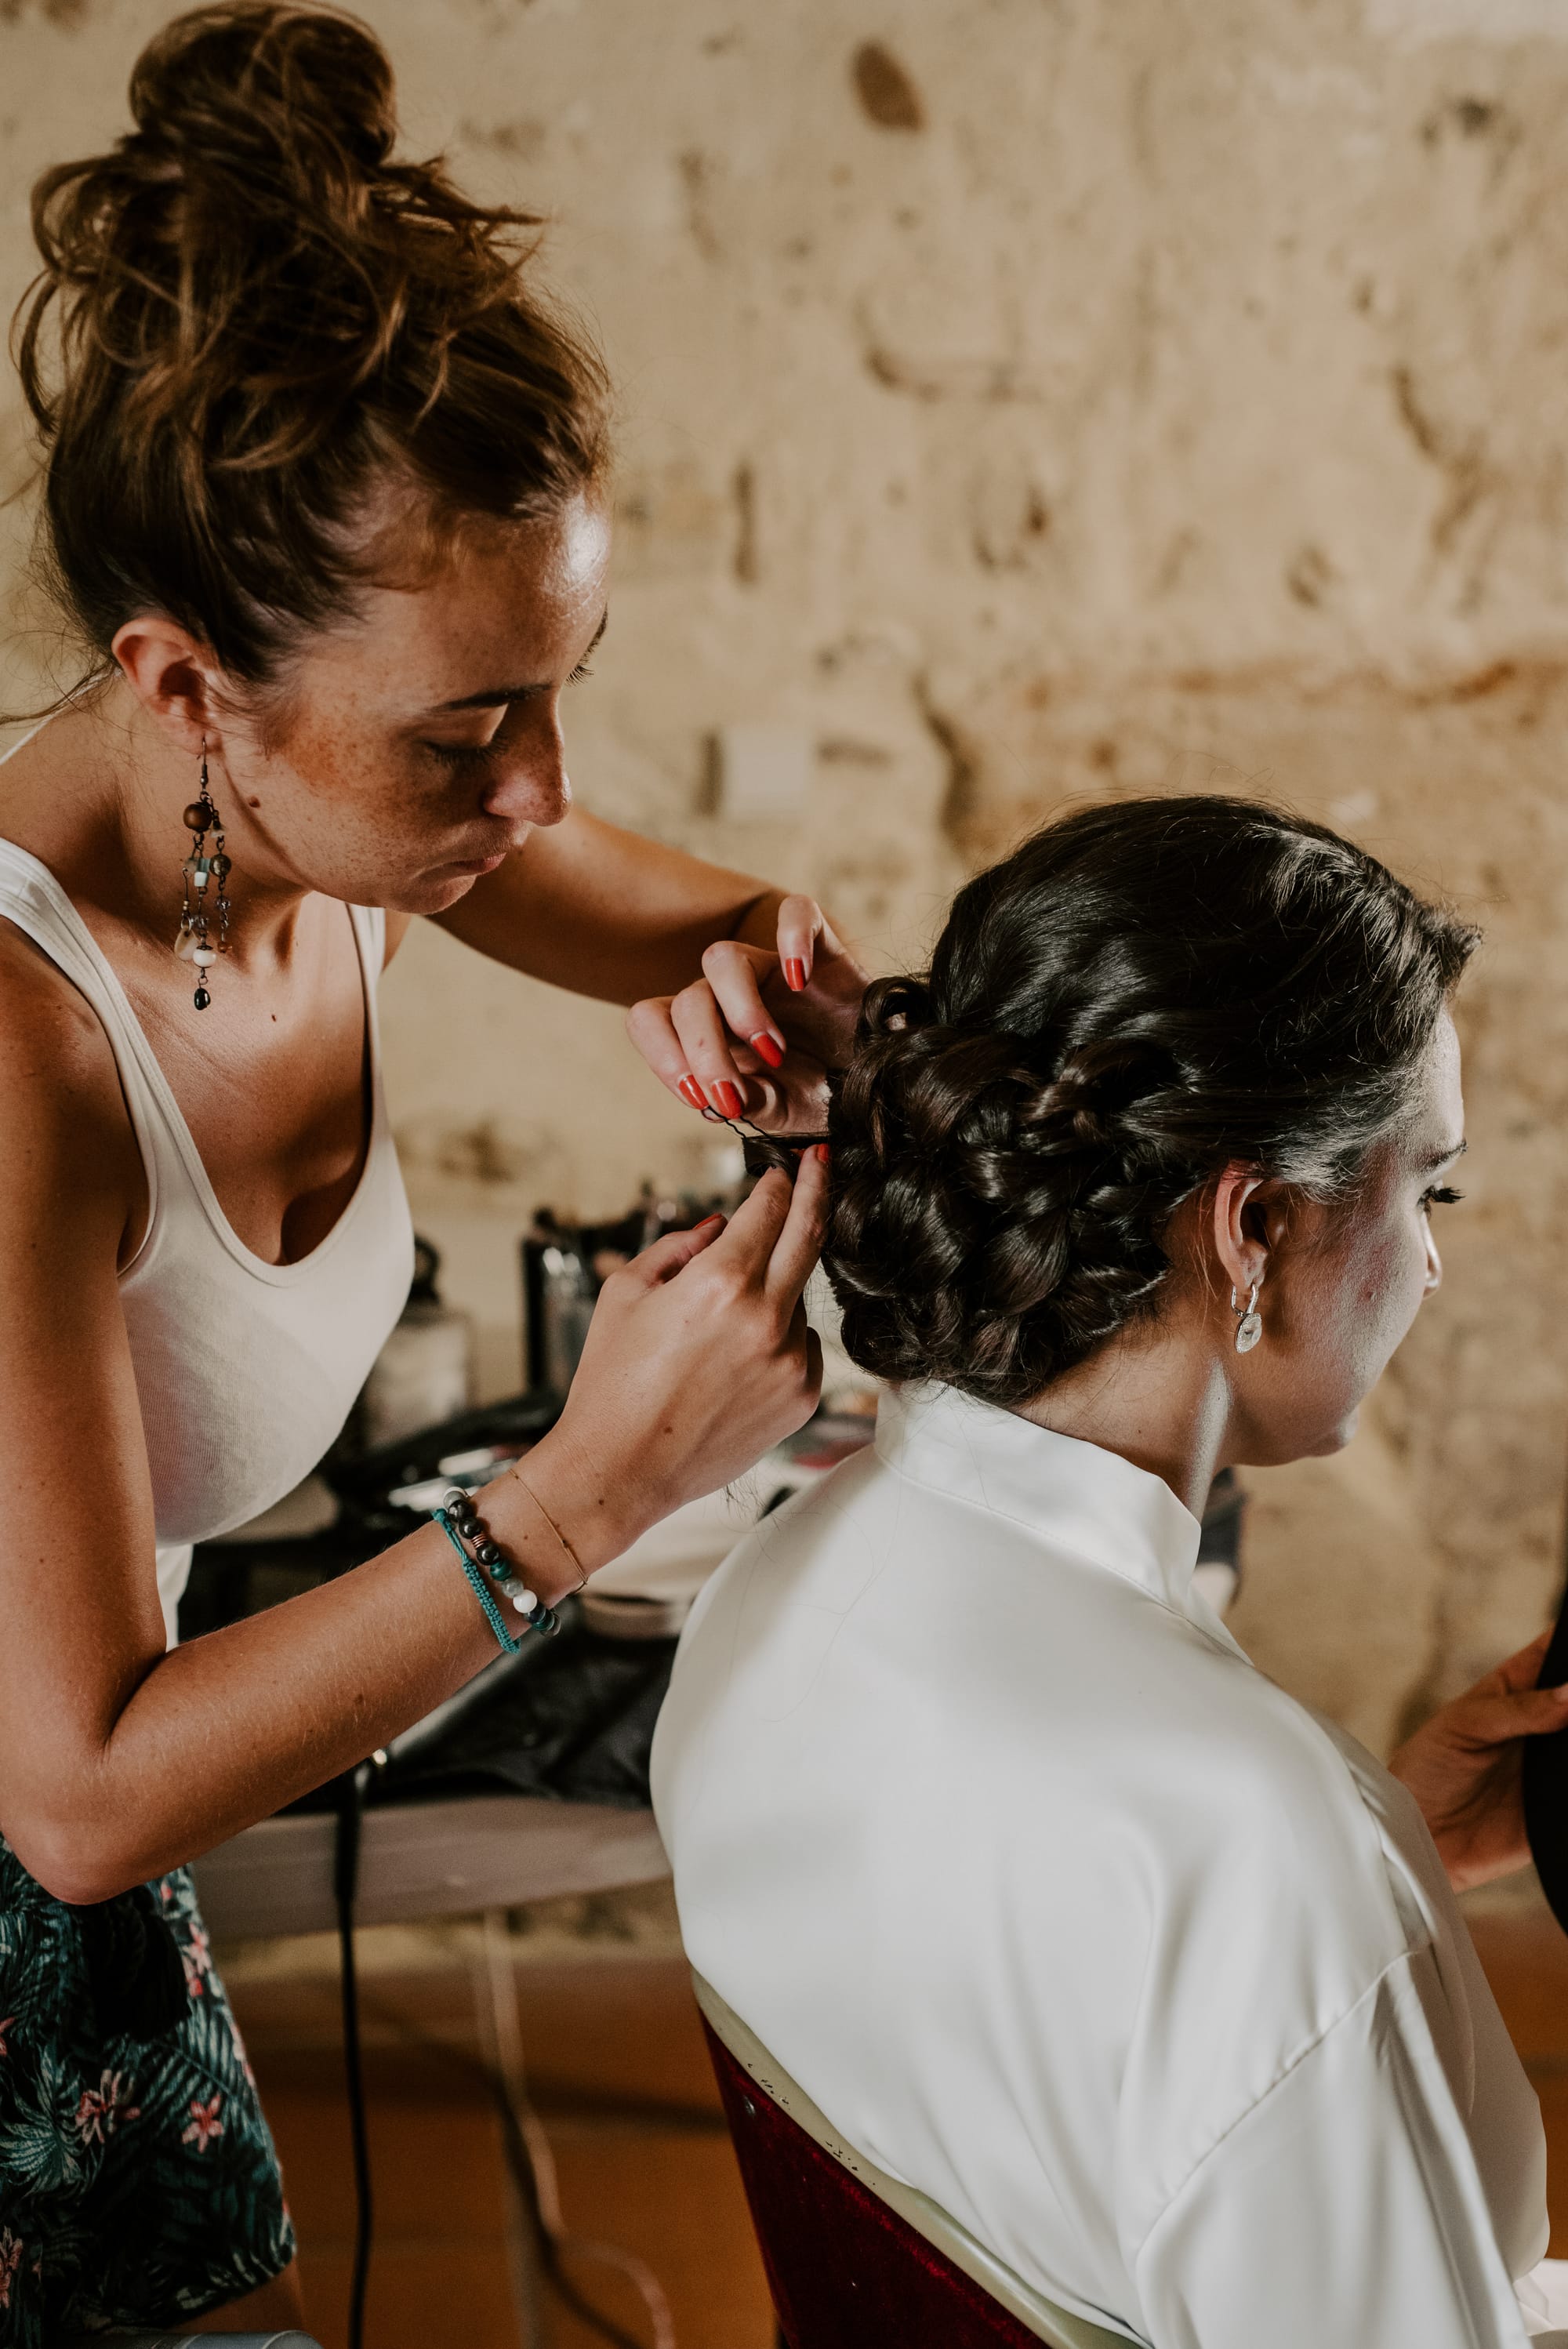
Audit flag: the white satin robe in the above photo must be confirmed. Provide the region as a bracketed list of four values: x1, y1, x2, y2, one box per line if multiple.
[653, 1381, 1568, 2347]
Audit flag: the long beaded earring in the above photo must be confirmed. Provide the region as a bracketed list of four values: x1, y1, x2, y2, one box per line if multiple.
[175, 743, 233, 1012]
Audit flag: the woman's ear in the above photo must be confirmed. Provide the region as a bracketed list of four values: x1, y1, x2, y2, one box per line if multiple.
[1209, 1164, 1272, 1309]
[111, 616, 226, 757]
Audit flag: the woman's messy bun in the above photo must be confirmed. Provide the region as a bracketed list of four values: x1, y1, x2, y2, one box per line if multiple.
[14, 2, 609, 684]
[825, 797, 1475, 1407]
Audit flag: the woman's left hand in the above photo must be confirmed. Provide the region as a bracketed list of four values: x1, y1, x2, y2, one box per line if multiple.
[1388, 1631, 1568, 1892]
[626, 895, 869, 1135]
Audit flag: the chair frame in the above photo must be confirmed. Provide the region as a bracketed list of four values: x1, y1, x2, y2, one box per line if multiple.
[692, 1970, 1140, 2349]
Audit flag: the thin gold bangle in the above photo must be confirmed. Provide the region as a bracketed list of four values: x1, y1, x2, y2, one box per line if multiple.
[514, 1475, 588, 1594]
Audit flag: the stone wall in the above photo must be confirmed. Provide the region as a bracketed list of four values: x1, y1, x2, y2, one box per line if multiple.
[6, 0, 1568, 1749]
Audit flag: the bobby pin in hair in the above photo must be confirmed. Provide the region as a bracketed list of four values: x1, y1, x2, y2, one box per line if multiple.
[700, 1104, 829, 1178]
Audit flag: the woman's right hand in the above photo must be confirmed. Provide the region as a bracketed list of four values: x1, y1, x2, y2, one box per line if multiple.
[506, 1150, 829, 1572]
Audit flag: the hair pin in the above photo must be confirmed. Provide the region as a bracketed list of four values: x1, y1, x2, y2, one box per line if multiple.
[700, 1103, 828, 1178]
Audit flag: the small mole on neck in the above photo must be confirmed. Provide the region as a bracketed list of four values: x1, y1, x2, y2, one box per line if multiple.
[248, 796, 260, 808]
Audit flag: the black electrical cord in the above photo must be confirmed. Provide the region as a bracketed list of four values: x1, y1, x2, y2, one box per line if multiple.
[335, 1762, 376, 2349]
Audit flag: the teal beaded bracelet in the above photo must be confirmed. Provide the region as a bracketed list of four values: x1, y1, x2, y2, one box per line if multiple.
[433, 1485, 561, 1655]
[434, 1509, 520, 1654]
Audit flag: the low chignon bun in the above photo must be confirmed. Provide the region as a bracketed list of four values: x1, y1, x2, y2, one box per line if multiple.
[824, 797, 1476, 1407]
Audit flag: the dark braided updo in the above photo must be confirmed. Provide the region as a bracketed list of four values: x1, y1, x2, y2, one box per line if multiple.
[825, 797, 1475, 1405]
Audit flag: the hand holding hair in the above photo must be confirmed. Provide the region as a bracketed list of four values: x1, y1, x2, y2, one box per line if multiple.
[626, 895, 869, 1134]
[508, 1151, 829, 1571]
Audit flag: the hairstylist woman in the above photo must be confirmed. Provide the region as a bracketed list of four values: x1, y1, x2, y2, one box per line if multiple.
[0, 7, 858, 2339]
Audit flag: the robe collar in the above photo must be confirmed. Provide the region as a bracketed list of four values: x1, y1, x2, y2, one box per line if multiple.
[874, 1379, 1205, 1614]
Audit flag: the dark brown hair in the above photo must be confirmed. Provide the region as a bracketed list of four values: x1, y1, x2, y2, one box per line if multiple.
[825, 797, 1475, 1407]
[13, 1, 610, 688]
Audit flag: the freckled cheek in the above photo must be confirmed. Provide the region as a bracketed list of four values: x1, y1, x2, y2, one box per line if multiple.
[273, 714, 347, 791]
[289, 721, 416, 820]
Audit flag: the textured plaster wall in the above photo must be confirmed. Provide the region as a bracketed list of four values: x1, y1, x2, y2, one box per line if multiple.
[5, 0, 1568, 1750]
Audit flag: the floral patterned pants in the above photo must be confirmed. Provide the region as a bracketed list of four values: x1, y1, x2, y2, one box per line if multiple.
[0, 1839, 294, 2345]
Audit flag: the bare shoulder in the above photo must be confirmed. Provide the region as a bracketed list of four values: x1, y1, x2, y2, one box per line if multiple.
[0, 919, 143, 1254]
[0, 915, 123, 1097]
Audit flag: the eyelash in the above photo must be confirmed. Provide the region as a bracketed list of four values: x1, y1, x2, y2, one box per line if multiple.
[1422, 1185, 1464, 1211]
[420, 664, 595, 767]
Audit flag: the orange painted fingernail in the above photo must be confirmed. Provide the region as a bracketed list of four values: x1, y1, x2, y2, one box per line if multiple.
[815, 1143, 829, 1163]
[784, 958, 808, 992]
[694, 1212, 726, 1233]
[713, 1080, 744, 1119]
[750, 1031, 785, 1069]
[677, 1076, 706, 1110]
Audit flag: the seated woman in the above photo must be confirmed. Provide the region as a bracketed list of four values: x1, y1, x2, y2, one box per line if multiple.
[652, 795, 1568, 2349]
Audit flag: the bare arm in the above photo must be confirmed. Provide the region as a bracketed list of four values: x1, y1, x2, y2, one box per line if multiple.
[430, 804, 790, 1002]
[0, 939, 826, 1903]
[430, 806, 871, 1131]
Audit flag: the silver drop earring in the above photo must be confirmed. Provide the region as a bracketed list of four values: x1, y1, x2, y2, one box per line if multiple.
[1232, 1281, 1263, 1354]
[175, 743, 232, 1012]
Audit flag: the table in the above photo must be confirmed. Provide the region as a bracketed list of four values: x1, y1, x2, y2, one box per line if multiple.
[191, 1792, 671, 1939]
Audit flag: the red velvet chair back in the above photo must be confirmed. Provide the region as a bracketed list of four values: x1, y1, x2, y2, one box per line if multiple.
[703, 2016, 1047, 2346]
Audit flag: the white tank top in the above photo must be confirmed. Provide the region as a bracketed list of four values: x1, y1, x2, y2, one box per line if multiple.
[0, 837, 415, 1643]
